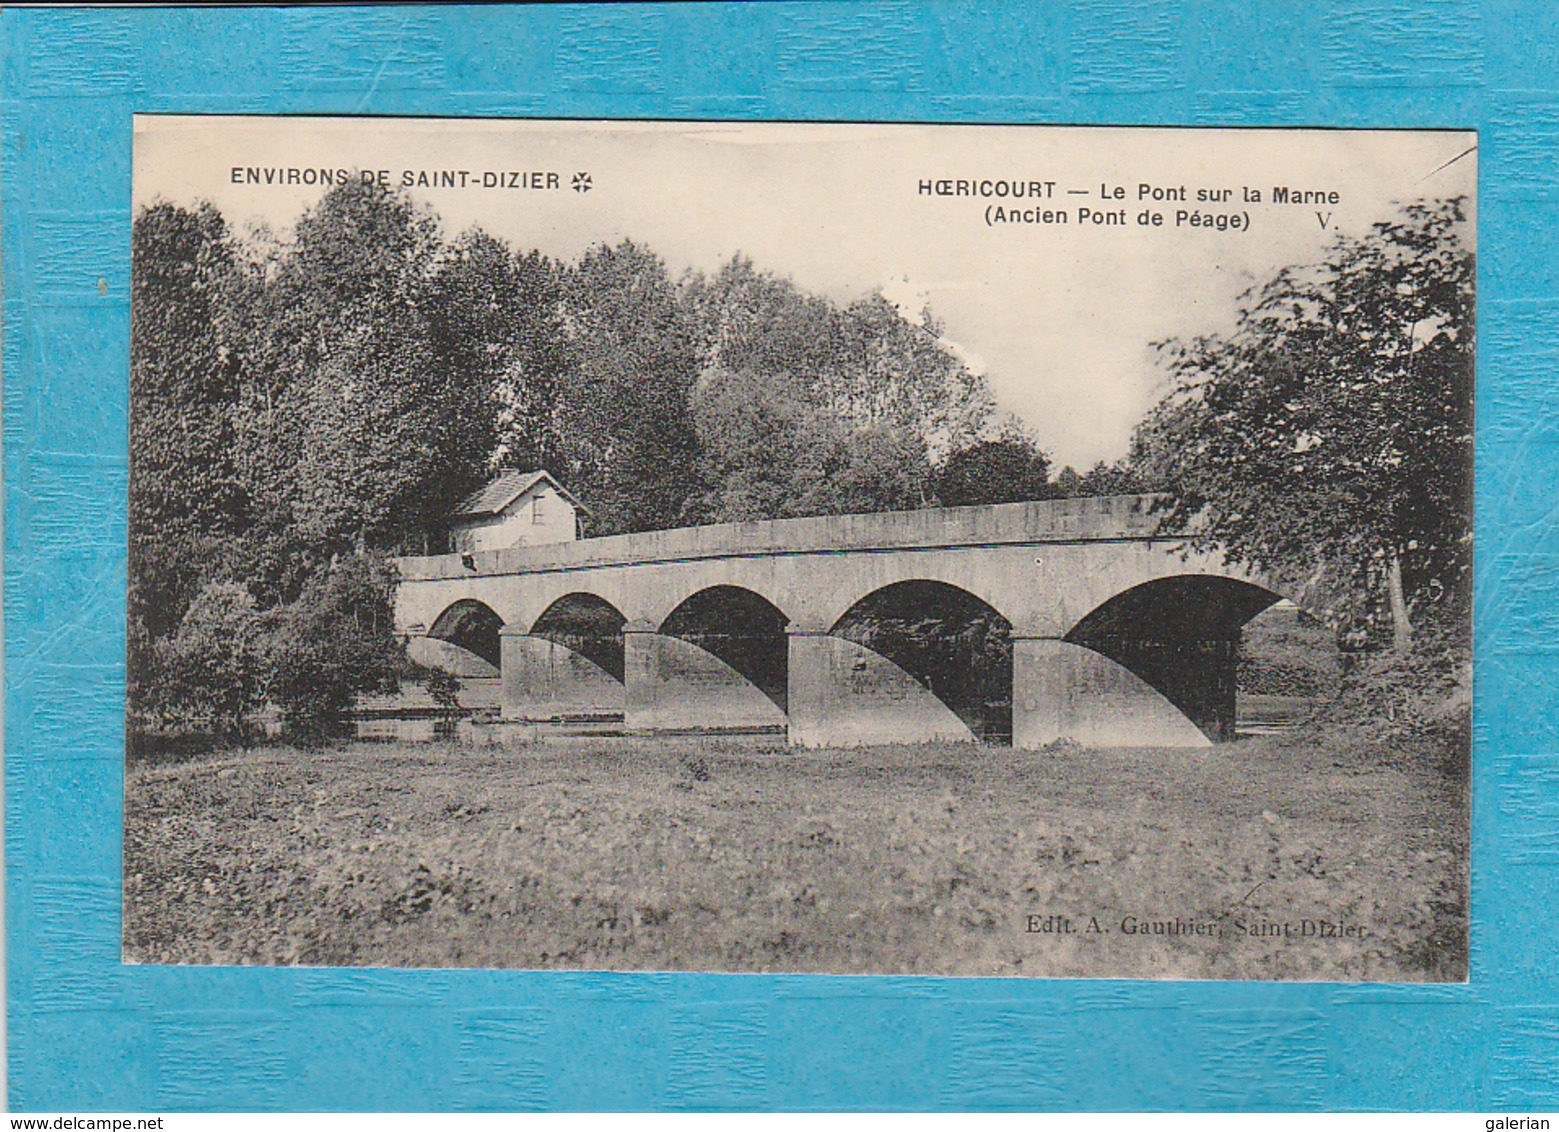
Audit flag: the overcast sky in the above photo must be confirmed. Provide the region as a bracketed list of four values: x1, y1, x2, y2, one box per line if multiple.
[135, 117, 1476, 469]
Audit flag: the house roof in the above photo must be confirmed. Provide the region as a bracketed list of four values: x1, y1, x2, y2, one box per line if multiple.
[453, 470, 587, 518]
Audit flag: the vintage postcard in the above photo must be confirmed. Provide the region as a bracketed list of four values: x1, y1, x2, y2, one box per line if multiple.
[124, 116, 1474, 981]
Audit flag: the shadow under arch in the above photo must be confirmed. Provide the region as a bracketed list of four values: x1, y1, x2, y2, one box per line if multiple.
[1064, 574, 1284, 742]
[659, 585, 790, 713]
[427, 598, 504, 669]
[831, 579, 1013, 744]
[530, 593, 627, 683]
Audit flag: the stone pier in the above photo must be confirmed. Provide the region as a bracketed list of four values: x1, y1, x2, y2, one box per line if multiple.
[785, 623, 974, 748]
[1011, 637, 1213, 749]
[623, 621, 785, 732]
[499, 626, 624, 721]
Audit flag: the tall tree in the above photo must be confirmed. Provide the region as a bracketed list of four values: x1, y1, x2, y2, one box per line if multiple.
[129, 202, 248, 714]
[830, 293, 998, 459]
[478, 246, 576, 479]
[683, 254, 852, 399]
[1132, 198, 1474, 648]
[560, 240, 702, 534]
[130, 202, 247, 545]
[684, 257, 1009, 523]
[688, 366, 932, 523]
[683, 257, 920, 522]
[232, 180, 491, 576]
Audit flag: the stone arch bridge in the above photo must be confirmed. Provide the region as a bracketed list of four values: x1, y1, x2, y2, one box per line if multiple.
[393, 495, 1286, 749]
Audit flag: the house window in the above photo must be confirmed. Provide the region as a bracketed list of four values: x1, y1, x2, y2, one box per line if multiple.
[532, 495, 544, 523]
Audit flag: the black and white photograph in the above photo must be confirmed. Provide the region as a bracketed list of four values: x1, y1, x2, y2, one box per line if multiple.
[124, 117, 1474, 982]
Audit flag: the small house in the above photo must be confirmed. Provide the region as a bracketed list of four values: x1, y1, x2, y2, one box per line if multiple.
[448, 470, 585, 553]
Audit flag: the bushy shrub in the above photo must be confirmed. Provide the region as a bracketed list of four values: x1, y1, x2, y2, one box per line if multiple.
[1317, 617, 1472, 780]
[1237, 658, 1328, 697]
[153, 580, 266, 738]
[1236, 606, 1340, 697]
[424, 668, 463, 712]
[264, 552, 406, 739]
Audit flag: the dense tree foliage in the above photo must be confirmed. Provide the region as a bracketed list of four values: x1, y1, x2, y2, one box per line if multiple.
[129, 187, 1031, 739]
[933, 437, 1052, 507]
[261, 553, 406, 734]
[233, 180, 491, 565]
[152, 581, 266, 737]
[559, 240, 703, 534]
[681, 258, 978, 522]
[1132, 198, 1474, 649]
[129, 203, 254, 721]
[477, 244, 576, 480]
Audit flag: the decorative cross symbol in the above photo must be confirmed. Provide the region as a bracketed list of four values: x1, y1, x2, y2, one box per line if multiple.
[572, 172, 592, 193]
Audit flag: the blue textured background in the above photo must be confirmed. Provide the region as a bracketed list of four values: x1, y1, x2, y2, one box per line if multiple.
[3, 2, 1556, 1112]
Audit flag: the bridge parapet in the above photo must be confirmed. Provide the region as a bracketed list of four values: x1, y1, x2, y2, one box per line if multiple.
[393, 492, 1286, 749]
[396, 494, 1176, 581]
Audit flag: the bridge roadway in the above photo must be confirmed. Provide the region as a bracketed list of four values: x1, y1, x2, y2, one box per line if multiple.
[393, 495, 1285, 749]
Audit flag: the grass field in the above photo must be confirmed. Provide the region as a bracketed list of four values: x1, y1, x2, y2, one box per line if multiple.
[123, 730, 1468, 981]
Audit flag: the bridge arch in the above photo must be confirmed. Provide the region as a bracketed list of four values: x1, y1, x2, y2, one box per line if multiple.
[659, 585, 790, 713]
[830, 579, 1014, 744]
[497, 592, 628, 721]
[424, 598, 504, 673]
[529, 592, 628, 684]
[807, 569, 1016, 643]
[1063, 574, 1285, 741]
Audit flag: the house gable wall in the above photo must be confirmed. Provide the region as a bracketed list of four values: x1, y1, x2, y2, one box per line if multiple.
[451, 483, 576, 552]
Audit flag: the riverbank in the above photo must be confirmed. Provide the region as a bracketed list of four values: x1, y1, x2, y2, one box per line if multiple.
[124, 730, 1468, 981]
